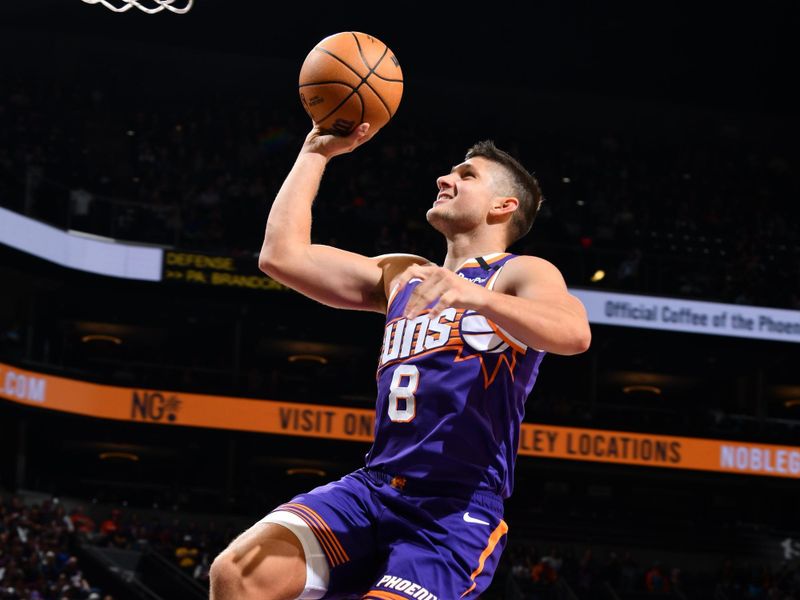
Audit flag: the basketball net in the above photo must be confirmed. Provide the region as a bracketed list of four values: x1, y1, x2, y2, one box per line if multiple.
[81, 0, 193, 14]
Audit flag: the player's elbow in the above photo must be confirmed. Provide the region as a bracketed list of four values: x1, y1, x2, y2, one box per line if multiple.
[258, 248, 309, 293]
[258, 248, 290, 281]
[257, 251, 272, 270]
[550, 321, 591, 356]
[259, 232, 308, 273]
[258, 226, 289, 270]
[575, 326, 592, 354]
[257, 251, 277, 277]
[562, 302, 591, 355]
[569, 322, 592, 355]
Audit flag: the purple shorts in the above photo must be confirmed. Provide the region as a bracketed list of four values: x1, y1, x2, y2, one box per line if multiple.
[272, 467, 508, 600]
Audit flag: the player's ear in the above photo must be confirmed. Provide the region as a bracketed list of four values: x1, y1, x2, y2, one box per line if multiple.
[490, 196, 519, 217]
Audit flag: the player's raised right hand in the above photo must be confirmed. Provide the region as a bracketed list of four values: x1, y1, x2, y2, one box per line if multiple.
[301, 122, 372, 161]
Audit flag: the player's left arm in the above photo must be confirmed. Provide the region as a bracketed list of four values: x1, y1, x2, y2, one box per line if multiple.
[399, 256, 591, 356]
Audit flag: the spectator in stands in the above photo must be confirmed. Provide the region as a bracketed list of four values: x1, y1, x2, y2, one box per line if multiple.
[68, 506, 95, 536]
[645, 561, 671, 593]
[601, 551, 622, 590]
[620, 550, 640, 592]
[531, 555, 559, 585]
[745, 563, 769, 599]
[193, 550, 212, 584]
[509, 544, 534, 582]
[576, 547, 599, 598]
[541, 546, 564, 574]
[715, 557, 742, 599]
[98, 508, 124, 547]
[0, 495, 111, 599]
[175, 534, 200, 576]
[669, 566, 684, 597]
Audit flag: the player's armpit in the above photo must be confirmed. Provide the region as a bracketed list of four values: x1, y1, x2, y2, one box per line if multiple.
[258, 244, 387, 312]
[374, 253, 433, 307]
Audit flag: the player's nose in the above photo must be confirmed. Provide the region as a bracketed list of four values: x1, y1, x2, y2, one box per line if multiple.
[436, 173, 455, 191]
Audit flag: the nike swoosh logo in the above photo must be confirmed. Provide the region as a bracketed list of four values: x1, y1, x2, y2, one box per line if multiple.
[463, 512, 490, 526]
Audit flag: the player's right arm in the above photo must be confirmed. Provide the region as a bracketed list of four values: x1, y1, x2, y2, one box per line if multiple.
[258, 123, 393, 313]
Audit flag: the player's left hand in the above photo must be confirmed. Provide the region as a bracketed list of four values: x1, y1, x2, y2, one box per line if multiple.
[301, 121, 373, 161]
[395, 264, 490, 321]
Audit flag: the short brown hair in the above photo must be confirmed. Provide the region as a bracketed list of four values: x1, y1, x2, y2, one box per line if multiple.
[465, 140, 543, 245]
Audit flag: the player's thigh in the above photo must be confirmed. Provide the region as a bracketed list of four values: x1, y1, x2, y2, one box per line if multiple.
[365, 534, 508, 600]
[365, 493, 509, 599]
[211, 521, 306, 598]
[274, 471, 385, 596]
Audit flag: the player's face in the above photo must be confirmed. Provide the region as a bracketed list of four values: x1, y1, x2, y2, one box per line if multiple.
[427, 157, 500, 234]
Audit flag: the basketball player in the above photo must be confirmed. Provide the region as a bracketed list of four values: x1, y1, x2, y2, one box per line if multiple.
[209, 122, 591, 600]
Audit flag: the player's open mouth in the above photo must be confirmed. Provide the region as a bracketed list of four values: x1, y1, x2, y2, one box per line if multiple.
[434, 194, 453, 205]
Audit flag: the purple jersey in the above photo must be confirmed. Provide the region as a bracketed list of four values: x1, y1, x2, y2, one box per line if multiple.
[366, 253, 546, 499]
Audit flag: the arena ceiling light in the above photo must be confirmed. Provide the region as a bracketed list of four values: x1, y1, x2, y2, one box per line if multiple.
[288, 354, 329, 365]
[286, 468, 327, 477]
[81, 334, 123, 345]
[622, 385, 662, 396]
[590, 270, 606, 283]
[99, 452, 139, 461]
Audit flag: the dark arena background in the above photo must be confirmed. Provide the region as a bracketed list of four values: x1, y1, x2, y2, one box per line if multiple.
[2, 1, 800, 599]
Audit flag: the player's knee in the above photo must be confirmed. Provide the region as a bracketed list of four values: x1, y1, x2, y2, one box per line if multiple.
[208, 543, 306, 600]
[209, 551, 242, 597]
[209, 552, 264, 599]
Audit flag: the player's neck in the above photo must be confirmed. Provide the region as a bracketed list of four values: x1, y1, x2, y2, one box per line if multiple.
[442, 236, 507, 271]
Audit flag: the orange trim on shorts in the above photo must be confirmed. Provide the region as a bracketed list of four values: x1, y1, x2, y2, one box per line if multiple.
[284, 504, 350, 567]
[277, 504, 343, 567]
[460, 519, 509, 597]
[287, 503, 350, 563]
[363, 591, 414, 600]
[278, 503, 349, 567]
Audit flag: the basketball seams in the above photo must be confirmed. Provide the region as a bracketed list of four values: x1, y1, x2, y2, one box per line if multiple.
[350, 31, 377, 70]
[310, 47, 389, 119]
[368, 73, 404, 83]
[299, 80, 358, 89]
[302, 81, 363, 129]
[352, 32, 389, 75]
[360, 86, 392, 119]
[354, 39, 398, 117]
[313, 47, 366, 80]
[348, 34, 396, 118]
[320, 91, 363, 131]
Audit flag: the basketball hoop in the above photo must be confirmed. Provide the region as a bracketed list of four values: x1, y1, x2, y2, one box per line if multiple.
[81, 0, 193, 14]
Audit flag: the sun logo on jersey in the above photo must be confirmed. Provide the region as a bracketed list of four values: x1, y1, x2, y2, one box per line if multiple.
[377, 308, 527, 388]
[460, 311, 513, 353]
[455, 310, 526, 388]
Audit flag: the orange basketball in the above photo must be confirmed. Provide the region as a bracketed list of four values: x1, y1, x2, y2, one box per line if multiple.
[298, 32, 403, 136]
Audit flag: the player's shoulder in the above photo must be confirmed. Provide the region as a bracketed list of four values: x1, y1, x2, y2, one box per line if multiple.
[496, 253, 568, 292]
[503, 253, 563, 274]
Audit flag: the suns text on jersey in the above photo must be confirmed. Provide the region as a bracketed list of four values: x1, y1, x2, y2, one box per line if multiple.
[379, 307, 460, 367]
